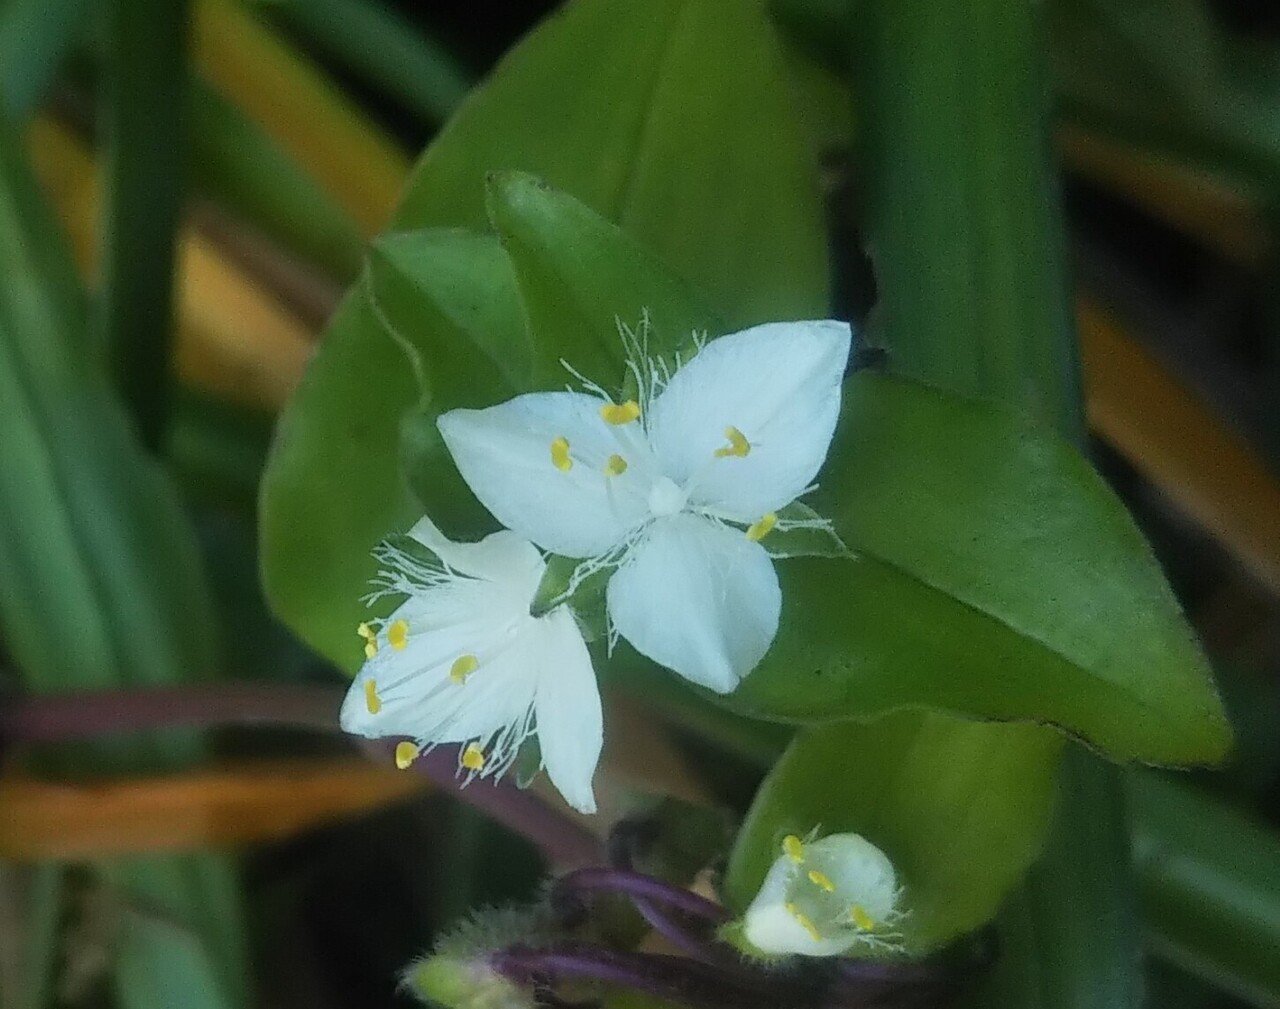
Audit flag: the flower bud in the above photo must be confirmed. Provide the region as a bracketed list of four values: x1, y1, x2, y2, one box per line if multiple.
[403, 951, 532, 1009]
[740, 831, 904, 957]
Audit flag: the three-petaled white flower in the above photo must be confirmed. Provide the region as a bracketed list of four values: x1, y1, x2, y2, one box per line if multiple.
[741, 831, 905, 957]
[339, 516, 602, 814]
[437, 320, 851, 693]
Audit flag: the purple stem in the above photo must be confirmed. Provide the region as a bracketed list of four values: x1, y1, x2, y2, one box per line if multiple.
[492, 942, 828, 1009]
[360, 739, 602, 867]
[0, 682, 601, 868]
[555, 867, 729, 924]
[606, 824, 751, 968]
[0, 683, 343, 740]
[553, 866, 733, 962]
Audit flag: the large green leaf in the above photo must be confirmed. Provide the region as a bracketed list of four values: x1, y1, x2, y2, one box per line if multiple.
[727, 371, 1231, 766]
[0, 117, 249, 1007]
[723, 712, 1063, 955]
[485, 170, 721, 385]
[260, 0, 827, 665]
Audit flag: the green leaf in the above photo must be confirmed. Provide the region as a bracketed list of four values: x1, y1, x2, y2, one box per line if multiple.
[728, 371, 1232, 766]
[723, 711, 1064, 955]
[0, 115, 250, 1007]
[1131, 774, 1280, 1007]
[1050, 0, 1280, 195]
[485, 170, 721, 386]
[957, 749, 1144, 1009]
[263, 231, 526, 668]
[262, 0, 828, 664]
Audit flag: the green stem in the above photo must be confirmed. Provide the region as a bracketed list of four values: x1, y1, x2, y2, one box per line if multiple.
[853, 0, 1135, 1003]
[98, 0, 190, 450]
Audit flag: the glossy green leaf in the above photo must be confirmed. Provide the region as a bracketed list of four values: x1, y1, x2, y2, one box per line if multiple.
[485, 170, 720, 386]
[728, 371, 1231, 766]
[262, 0, 828, 665]
[723, 712, 1063, 955]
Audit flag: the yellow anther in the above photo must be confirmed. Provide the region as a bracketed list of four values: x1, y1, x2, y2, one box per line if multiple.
[388, 619, 409, 651]
[785, 902, 823, 943]
[358, 622, 378, 658]
[850, 904, 876, 931]
[808, 869, 836, 893]
[600, 400, 641, 425]
[461, 743, 486, 771]
[364, 680, 382, 715]
[746, 512, 777, 542]
[605, 453, 628, 477]
[551, 436, 573, 472]
[782, 834, 806, 863]
[714, 425, 750, 458]
[450, 654, 479, 684]
[394, 741, 420, 770]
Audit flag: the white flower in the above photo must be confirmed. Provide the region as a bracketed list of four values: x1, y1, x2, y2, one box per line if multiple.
[741, 831, 905, 957]
[436, 320, 851, 693]
[339, 516, 602, 814]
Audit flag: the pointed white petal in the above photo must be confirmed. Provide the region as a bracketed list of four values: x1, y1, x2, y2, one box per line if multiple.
[532, 607, 602, 814]
[439, 392, 651, 557]
[646, 321, 851, 521]
[606, 514, 780, 693]
[407, 515, 545, 593]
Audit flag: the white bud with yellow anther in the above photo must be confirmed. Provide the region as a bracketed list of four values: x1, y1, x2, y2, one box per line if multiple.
[741, 831, 905, 957]
[438, 319, 850, 693]
[339, 516, 602, 814]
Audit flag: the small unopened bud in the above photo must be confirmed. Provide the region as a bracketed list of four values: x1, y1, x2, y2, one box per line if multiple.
[737, 831, 905, 957]
[403, 952, 531, 1009]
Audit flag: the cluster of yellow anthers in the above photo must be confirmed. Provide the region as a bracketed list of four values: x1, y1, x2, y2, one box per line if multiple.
[781, 834, 879, 942]
[356, 619, 491, 774]
[547, 399, 779, 545]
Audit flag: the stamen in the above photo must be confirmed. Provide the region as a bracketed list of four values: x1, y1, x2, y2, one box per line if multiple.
[782, 834, 805, 863]
[785, 902, 823, 942]
[605, 453, 628, 477]
[388, 619, 409, 651]
[551, 436, 573, 472]
[714, 425, 750, 458]
[600, 400, 641, 425]
[450, 653, 479, 684]
[357, 622, 378, 659]
[746, 512, 777, 542]
[807, 869, 836, 893]
[461, 743, 486, 771]
[394, 741, 420, 769]
[364, 679, 382, 715]
[850, 904, 876, 931]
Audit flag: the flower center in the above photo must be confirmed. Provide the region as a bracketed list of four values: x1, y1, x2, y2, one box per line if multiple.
[647, 476, 687, 517]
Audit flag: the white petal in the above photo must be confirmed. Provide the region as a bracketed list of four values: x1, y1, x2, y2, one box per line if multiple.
[742, 856, 858, 957]
[531, 607, 602, 814]
[606, 514, 780, 693]
[809, 834, 900, 923]
[438, 392, 651, 557]
[407, 515, 545, 596]
[646, 321, 851, 521]
[340, 579, 531, 743]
